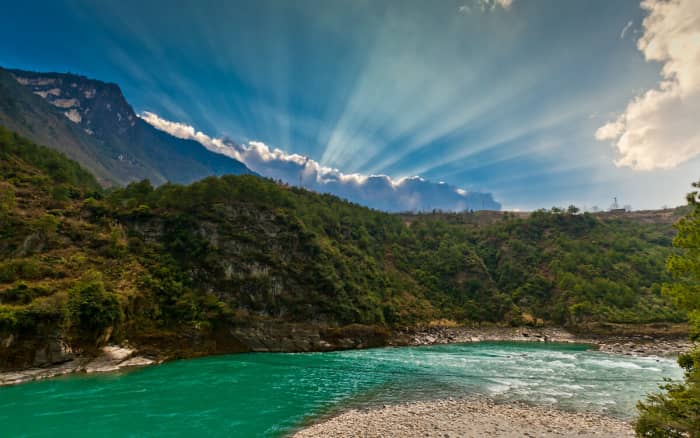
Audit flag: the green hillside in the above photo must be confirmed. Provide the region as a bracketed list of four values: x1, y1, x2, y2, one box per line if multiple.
[0, 126, 684, 368]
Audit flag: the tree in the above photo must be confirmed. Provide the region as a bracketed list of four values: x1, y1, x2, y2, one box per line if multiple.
[567, 205, 580, 215]
[636, 180, 700, 437]
[68, 273, 122, 344]
[665, 182, 700, 340]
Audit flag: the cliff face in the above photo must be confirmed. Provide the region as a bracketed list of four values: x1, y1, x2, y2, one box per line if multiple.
[11, 70, 137, 138]
[0, 67, 253, 186]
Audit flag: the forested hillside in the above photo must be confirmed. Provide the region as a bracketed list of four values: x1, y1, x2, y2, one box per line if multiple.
[0, 127, 684, 368]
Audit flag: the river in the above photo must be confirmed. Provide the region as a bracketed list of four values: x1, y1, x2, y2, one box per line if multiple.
[0, 342, 682, 437]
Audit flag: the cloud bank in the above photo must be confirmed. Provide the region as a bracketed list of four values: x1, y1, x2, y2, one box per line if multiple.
[596, 0, 700, 170]
[140, 112, 501, 212]
[459, 0, 514, 14]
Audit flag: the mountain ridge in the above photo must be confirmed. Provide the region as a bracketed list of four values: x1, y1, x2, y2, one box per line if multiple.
[2, 66, 502, 213]
[0, 66, 253, 186]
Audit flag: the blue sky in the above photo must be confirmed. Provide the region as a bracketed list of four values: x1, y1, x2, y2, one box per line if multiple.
[2, 0, 698, 210]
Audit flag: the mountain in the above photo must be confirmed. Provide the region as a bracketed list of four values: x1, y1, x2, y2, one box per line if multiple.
[1, 67, 500, 213]
[0, 67, 252, 186]
[0, 127, 683, 369]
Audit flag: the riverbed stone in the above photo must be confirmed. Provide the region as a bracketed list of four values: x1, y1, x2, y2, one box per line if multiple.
[293, 399, 635, 437]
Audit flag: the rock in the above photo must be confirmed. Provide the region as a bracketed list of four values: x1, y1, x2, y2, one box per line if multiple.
[318, 341, 333, 349]
[119, 356, 156, 368]
[1, 334, 14, 348]
[32, 339, 74, 367]
[0, 359, 83, 386]
[32, 346, 49, 367]
[84, 345, 135, 373]
[102, 345, 135, 361]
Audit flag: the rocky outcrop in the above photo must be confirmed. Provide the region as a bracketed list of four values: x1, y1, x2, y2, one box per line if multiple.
[389, 326, 577, 347]
[32, 338, 74, 367]
[597, 338, 692, 357]
[0, 330, 74, 371]
[83, 346, 152, 373]
[390, 325, 693, 357]
[0, 345, 157, 386]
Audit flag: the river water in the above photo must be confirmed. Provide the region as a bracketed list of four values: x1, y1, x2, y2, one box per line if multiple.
[0, 342, 682, 437]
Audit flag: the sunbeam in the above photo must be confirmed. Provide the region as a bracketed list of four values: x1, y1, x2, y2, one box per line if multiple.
[4, 0, 696, 210]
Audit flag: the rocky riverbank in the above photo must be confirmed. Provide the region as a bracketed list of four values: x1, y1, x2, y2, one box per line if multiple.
[292, 399, 635, 437]
[0, 324, 691, 387]
[391, 325, 692, 357]
[0, 345, 157, 386]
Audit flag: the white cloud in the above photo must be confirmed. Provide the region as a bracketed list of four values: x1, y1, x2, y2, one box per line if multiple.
[596, 0, 700, 170]
[620, 20, 634, 39]
[139, 111, 501, 212]
[459, 0, 514, 13]
[494, 0, 514, 9]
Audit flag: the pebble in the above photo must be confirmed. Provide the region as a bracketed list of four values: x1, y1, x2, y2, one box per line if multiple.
[293, 399, 634, 437]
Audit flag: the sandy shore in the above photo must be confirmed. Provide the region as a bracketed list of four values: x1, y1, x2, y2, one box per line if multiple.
[292, 399, 634, 438]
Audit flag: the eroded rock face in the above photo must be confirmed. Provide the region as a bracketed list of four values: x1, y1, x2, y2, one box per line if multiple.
[0, 329, 75, 371]
[32, 339, 74, 367]
[12, 71, 137, 135]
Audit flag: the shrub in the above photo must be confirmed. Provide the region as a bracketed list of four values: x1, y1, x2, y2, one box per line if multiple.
[67, 276, 122, 343]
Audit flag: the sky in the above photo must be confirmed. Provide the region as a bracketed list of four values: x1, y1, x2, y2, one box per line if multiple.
[1, 0, 698, 211]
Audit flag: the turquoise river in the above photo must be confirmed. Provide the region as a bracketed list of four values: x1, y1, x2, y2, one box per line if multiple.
[0, 342, 683, 437]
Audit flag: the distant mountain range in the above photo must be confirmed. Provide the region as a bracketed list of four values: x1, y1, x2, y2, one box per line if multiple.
[0, 67, 253, 186]
[0, 66, 499, 211]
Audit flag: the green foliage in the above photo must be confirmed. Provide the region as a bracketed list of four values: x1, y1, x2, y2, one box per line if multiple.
[0, 125, 100, 193]
[0, 183, 15, 217]
[0, 259, 44, 283]
[636, 350, 700, 437]
[0, 282, 51, 305]
[34, 213, 59, 236]
[0, 127, 687, 363]
[637, 180, 700, 437]
[67, 274, 122, 342]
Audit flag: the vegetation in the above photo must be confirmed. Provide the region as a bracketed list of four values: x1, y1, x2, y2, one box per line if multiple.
[0, 126, 686, 367]
[636, 181, 700, 437]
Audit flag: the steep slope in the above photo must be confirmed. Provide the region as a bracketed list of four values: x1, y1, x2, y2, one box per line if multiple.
[0, 67, 252, 186]
[0, 127, 683, 370]
[0, 68, 118, 185]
